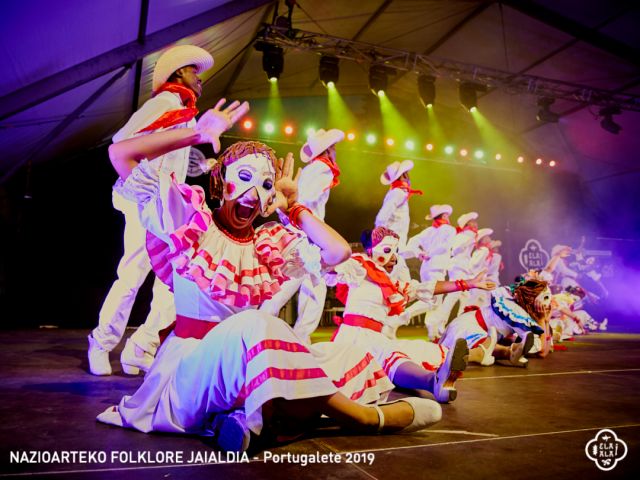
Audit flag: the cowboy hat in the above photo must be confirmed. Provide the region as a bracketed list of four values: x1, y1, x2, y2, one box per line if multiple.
[380, 160, 414, 185]
[425, 204, 452, 220]
[457, 211, 478, 228]
[300, 128, 344, 163]
[152, 45, 214, 92]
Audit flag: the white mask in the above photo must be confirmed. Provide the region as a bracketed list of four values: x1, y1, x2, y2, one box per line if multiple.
[224, 154, 276, 215]
[535, 287, 553, 310]
[370, 235, 399, 267]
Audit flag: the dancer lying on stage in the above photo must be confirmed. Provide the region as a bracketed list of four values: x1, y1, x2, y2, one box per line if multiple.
[96, 101, 442, 452]
[327, 226, 496, 403]
[439, 278, 552, 367]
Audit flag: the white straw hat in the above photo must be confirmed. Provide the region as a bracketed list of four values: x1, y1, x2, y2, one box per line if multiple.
[476, 228, 494, 242]
[152, 45, 214, 92]
[380, 160, 414, 185]
[300, 128, 344, 163]
[457, 211, 478, 228]
[426, 204, 453, 220]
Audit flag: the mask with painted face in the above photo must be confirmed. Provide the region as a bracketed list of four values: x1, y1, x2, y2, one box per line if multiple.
[370, 235, 399, 268]
[535, 287, 553, 311]
[223, 153, 276, 216]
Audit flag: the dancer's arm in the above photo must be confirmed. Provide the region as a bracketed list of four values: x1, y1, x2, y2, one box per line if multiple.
[110, 100, 249, 180]
[433, 270, 496, 295]
[267, 153, 350, 266]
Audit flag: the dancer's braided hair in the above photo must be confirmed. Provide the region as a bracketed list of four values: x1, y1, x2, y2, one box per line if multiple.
[512, 279, 549, 324]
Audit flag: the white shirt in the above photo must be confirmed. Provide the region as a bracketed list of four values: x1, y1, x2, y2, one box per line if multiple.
[375, 188, 410, 246]
[297, 160, 335, 221]
[405, 224, 457, 270]
[113, 91, 195, 185]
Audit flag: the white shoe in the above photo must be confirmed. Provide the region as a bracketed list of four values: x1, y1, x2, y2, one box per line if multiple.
[212, 410, 251, 452]
[479, 327, 497, 366]
[96, 405, 123, 427]
[373, 397, 442, 433]
[599, 318, 608, 331]
[87, 334, 112, 376]
[433, 338, 468, 403]
[509, 332, 534, 367]
[120, 338, 154, 375]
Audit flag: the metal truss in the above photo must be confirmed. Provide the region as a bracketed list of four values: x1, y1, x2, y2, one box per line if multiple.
[260, 25, 640, 112]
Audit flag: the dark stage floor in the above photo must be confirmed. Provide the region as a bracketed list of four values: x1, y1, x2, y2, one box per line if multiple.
[0, 327, 638, 479]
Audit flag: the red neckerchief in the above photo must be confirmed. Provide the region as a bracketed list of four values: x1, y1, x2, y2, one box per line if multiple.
[432, 217, 450, 228]
[486, 246, 505, 271]
[390, 179, 423, 199]
[313, 154, 340, 191]
[456, 225, 478, 234]
[337, 253, 408, 315]
[136, 82, 198, 133]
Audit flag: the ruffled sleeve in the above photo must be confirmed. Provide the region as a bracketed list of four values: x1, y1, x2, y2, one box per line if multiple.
[324, 257, 367, 287]
[114, 159, 210, 243]
[405, 279, 438, 304]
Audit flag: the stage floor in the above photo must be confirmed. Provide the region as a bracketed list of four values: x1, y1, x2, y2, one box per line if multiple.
[0, 328, 638, 479]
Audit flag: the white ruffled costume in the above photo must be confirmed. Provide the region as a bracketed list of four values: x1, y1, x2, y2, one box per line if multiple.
[327, 254, 447, 381]
[98, 161, 393, 436]
[440, 287, 544, 352]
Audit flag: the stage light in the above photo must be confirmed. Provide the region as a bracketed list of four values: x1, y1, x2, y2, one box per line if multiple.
[517, 156, 524, 163]
[405, 140, 415, 150]
[459, 82, 485, 111]
[319, 56, 339, 88]
[255, 41, 284, 81]
[242, 119, 253, 130]
[474, 150, 484, 159]
[305, 127, 316, 136]
[536, 158, 543, 165]
[284, 125, 294, 135]
[366, 133, 377, 144]
[460, 149, 468, 157]
[369, 65, 389, 96]
[549, 160, 556, 167]
[599, 106, 622, 134]
[347, 132, 356, 141]
[418, 75, 436, 108]
[444, 145, 454, 155]
[536, 97, 559, 123]
[386, 138, 395, 146]
[495, 153, 502, 160]
[264, 122, 275, 134]
[426, 143, 434, 151]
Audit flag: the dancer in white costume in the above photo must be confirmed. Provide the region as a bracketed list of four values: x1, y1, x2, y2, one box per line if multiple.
[329, 227, 496, 402]
[435, 212, 479, 328]
[375, 160, 422, 282]
[260, 129, 344, 344]
[548, 244, 580, 289]
[97, 103, 441, 452]
[404, 204, 457, 337]
[465, 228, 499, 309]
[440, 279, 551, 367]
[88, 45, 214, 376]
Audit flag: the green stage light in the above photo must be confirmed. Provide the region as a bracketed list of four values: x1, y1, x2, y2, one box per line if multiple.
[264, 122, 275, 134]
[474, 150, 484, 159]
[444, 145, 454, 155]
[366, 133, 377, 145]
[405, 140, 415, 150]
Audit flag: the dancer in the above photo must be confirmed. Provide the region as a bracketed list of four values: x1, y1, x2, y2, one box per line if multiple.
[97, 103, 441, 452]
[404, 204, 457, 338]
[440, 279, 551, 367]
[375, 160, 422, 281]
[465, 228, 498, 309]
[329, 226, 496, 402]
[260, 129, 344, 344]
[88, 45, 214, 376]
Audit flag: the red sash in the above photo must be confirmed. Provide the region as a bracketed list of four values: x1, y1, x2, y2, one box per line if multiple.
[390, 179, 423, 199]
[432, 217, 450, 228]
[313, 154, 341, 190]
[136, 82, 198, 133]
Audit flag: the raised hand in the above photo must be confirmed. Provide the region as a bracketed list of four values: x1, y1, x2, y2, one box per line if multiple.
[195, 99, 250, 153]
[265, 152, 301, 216]
[469, 270, 496, 290]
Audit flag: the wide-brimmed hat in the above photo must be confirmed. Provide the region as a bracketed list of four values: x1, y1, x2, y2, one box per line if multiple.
[300, 128, 344, 163]
[152, 45, 214, 92]
[457, 211, 478, 228]
[425, 204, 453, 220]
[476, 228, 494, 242]
[380, 160, 414, 185]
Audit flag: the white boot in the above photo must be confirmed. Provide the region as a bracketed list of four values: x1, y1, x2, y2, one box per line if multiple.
[373, 397, 442, 433]
[88, 334, 112, 376]
[599, 318, 608, 331]
[120, 338, 154, 375]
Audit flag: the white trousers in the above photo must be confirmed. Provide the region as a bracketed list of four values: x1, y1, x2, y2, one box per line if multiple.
[260, 274, 327, 345]
[92, 191, 175, 354]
